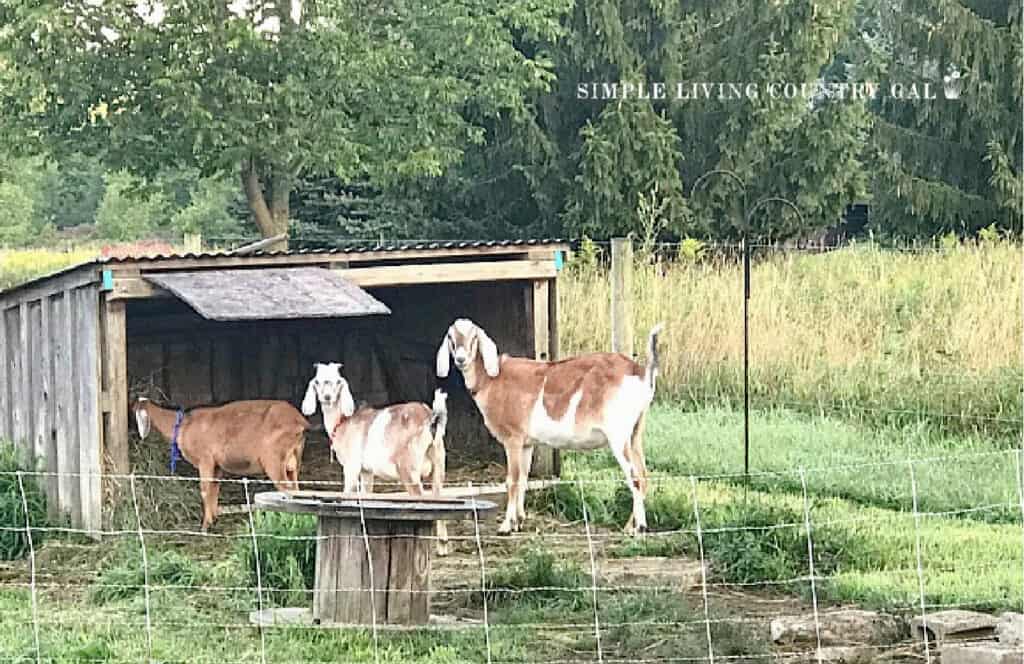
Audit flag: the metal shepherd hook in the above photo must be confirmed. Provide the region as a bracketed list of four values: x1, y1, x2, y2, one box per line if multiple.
[689, 169, 804, 481]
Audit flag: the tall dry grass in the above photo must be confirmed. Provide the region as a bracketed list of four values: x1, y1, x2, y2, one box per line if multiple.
[560, 240, 1023, 436]
[0, 247, 98, 291]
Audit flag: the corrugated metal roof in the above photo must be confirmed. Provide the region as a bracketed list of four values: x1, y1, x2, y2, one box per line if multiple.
[0, 238, 569, 298]
[101, 238, 569, 263]
[144, 267, 392, 321]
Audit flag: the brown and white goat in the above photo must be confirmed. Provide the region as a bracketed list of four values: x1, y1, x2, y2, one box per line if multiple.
[132, 398, 309, 531]
[301, 363, 451, 554]
[436, 319, 662, 535]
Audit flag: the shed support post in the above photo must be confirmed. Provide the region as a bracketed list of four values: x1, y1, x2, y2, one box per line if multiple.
[527, 279, 559, 478]
[101, 298, 129, 518]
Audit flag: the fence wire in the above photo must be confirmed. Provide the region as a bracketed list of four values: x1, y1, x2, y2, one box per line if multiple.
[0, 448, 1021, 663]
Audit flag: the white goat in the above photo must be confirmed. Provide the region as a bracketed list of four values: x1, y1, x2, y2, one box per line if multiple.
[301, 362, 450, 554]
[436, 319, 662, 535]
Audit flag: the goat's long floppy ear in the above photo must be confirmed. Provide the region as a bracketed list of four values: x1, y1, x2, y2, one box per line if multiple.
[339, 380, 356, 417]
[135, 407, 151, 439]
[301, 379, 318, 416]
[477, 328, 500, 377]
[435, 336, 451, 378]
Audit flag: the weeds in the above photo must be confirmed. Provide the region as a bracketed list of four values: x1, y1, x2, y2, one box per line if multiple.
[0, 443, 49, 561]
[560, 240, 1022, 437]
[91, 542, 210, 604]
[0, 247, 97, 291]
[483, 548, 590, 610]
[237, 511, 316, 606]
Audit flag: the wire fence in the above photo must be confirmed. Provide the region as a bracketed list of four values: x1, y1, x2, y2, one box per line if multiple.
[1, 446, 1022, 663]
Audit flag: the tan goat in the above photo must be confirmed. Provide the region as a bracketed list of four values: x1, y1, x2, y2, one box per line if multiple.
[436, 318, 662, 535]
[301, 363, 451, 554]
[132, 398, 309, 531]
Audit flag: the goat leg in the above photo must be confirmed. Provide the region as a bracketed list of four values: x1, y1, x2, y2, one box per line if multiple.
[198, 462, 218, 532]
[498, 438, 525, 535]
[516, 444, 534, 528]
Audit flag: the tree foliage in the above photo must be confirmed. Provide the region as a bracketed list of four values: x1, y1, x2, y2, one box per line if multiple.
[0, 0, 568, 243]
[344, 0, 871, 242]
[863, 0, 1021, 237]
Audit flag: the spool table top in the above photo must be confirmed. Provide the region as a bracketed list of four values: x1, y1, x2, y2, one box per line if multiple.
[254, 490, 498, 522]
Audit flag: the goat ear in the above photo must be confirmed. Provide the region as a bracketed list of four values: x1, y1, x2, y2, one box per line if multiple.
[301, 379, 318, 416]
[339, 381, 356, 417]
[135, 408, 151, 439]
[435, 337, 451, 378]
[477, 328, 501, 377]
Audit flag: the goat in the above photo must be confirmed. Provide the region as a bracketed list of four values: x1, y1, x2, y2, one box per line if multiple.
[301, 362, 451, 555]
[436, 318, 663, 536]
[132, 398, 309, 531]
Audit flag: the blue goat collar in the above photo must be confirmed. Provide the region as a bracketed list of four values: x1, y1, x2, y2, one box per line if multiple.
[170, 409, 184, 474]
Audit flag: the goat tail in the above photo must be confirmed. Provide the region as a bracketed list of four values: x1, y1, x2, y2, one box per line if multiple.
[429, 389, 448, 498]
[643, 323, 664, 393]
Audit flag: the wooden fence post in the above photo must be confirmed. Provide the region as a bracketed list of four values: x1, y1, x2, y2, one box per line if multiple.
[183, 233, 202, 253]
[610, 237, 634, 358]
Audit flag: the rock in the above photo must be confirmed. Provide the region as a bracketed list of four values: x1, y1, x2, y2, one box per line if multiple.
[909, 610, 997, 643]
[599, 556, 704, 589]
[941, 642, 1024, 664]
[996, 612, 1024, 647]
[249, 607, 313, 627]
[770, 609, 899, 646]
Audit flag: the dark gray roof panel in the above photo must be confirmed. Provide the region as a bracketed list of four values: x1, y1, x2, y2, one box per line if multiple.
[143, 267, 391, 321]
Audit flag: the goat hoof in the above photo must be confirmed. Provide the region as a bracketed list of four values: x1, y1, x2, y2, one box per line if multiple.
[436, 543, 451, 557]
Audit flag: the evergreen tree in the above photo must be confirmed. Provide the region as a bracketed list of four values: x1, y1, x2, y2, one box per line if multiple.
[375, 0, 870, 242]
[865, 0, 1021, 237]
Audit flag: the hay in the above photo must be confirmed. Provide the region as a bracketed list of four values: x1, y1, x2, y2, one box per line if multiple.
[107, 432, 278, 532]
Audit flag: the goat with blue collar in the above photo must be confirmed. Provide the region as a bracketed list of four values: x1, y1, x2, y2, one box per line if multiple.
[132, 397, 310, 531]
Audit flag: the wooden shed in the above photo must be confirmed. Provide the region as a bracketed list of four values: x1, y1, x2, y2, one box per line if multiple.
[0, 240, 568, 533]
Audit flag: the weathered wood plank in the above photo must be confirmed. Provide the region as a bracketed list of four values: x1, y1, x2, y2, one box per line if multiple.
[164, 342, 195, 405]
[143, 268, 391, 321]
[110, 260, 558, 300]
[39, 297, 59, 516]
[11, 305, 28, 461]
[101, 300, 129, 477]
[0, 304, 8, 441]
[210, 336, 242, 403]
[547, 277, 561, 477]
[528, 280, 557, 478]
[56, 291, 80, 525]
[532, 280, 550, 362]
[0, 265, 100, 311]
[258, 332, 279, 398]
[316, 517, 367, 624]
[75, 287, 102, 536]
[105, 243, 567, 274]
[28, 300, 45, 466]
[365, 520, 391, 624]
[387, 521, 432, 624]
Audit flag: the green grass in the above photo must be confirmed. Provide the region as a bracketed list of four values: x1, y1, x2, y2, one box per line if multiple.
[638, 404, 1021, 523]
[237, 511, 317, 607]
[537, 403, 1024, 612]
[0, 545, 769, 664]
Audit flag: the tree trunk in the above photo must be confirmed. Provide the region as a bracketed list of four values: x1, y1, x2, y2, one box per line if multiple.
[240, 158, 290, 250]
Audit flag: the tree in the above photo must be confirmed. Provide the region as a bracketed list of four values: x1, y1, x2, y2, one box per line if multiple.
[366, 0, 870, 242]
[95, 171, 169, 241]
[862, 0, 1021, 237]
[0, 0, 567, 246]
